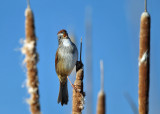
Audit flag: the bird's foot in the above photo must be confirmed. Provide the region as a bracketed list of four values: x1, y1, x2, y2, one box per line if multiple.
[67, 76, 78, 92]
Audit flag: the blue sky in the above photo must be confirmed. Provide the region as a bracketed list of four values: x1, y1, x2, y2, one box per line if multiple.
[0, 0, 160, 114]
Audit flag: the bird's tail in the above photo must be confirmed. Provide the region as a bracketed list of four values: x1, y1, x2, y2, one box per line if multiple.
[58, 81, 68, 105]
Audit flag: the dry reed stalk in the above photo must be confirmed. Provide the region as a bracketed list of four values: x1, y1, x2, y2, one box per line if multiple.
[96, 60, 105, 114]
[85, 8, 93, 114]
[138, 1, 150, 113]
[21, 3, 41, 114]
[72, 39, 85, 114]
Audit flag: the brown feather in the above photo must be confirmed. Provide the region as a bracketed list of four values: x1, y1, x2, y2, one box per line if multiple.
[57, 29, 68, 38]
[55, 50, 69, 84]
[55, 50, 58, 71]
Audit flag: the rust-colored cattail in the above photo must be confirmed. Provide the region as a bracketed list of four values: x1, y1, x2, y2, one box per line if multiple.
[97, 60, 106, 114]
[138, 1, 150, 113]
[72, 38, 85, 114]
[21, 2, 41, 114]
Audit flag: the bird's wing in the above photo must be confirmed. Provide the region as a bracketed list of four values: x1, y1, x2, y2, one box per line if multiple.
[55, 50, 65, 75]
[55, 50, 59, 71]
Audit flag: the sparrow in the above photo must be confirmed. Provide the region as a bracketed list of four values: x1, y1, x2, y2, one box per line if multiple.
[55, 29, 78, 105]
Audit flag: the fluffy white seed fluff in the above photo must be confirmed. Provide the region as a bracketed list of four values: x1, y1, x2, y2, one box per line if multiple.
[139, 50, 148, 66]
[141, 12, 150, 18]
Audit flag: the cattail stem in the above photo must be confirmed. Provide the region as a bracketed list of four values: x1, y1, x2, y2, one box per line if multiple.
[138, 10, 150, 114]
[97, 60, 106, 114]
[80, 37, 82, 62]
[72, 39, 85, 114]
[21, 5, 41, 114]
[145, 0, 147, 12]
[27, 0, 30, 8]
[100, 60, 104, 91]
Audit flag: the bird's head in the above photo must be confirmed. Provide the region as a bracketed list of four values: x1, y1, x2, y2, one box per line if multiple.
[57, 29, 68, 40]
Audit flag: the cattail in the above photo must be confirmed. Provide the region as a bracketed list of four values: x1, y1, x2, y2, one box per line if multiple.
[72, 38, 85, 114]
[138, 0, 150, 114]
[96, 60, 106, 114]
[21, 1, 41, 114]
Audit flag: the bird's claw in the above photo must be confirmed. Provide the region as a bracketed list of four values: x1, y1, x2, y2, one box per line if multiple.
[71, 84, 78, 92]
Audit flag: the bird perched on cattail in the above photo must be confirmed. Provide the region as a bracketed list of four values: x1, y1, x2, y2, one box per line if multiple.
[55, 29, 78, 105]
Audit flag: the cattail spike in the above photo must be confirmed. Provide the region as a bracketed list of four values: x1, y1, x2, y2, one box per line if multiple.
[27, 0, 30, 8]
[97, 91, 106, 114]
[100, 60, 104, 91]
[97, 60, 105, 114]
[138, 9, 150, 114]
[145, 0, 147, 12]
[72, 39, 85, 114]
[80, 37, 82, 62]
[21, 2, 41, 114]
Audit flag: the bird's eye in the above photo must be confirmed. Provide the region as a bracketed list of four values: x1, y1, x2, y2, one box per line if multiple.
[58, 36, 61, 40]
[58, 36, 62, 43]
[59, 35, 62, 39]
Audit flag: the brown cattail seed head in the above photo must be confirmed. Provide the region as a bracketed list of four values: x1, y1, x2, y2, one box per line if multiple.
[97, 91, 106, 114]
[21, 6, 41, 114]
[138, 11, 150, 114]
[72, 62, 85, 114]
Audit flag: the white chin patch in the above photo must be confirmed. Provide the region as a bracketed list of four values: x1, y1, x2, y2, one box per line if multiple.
[62, 39, 71, 47]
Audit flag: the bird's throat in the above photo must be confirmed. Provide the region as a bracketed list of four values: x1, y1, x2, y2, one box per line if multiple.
[62, 39, 72, 47]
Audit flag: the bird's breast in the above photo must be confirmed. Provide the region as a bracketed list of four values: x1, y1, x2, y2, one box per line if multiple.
[57, 45, 78, 76]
